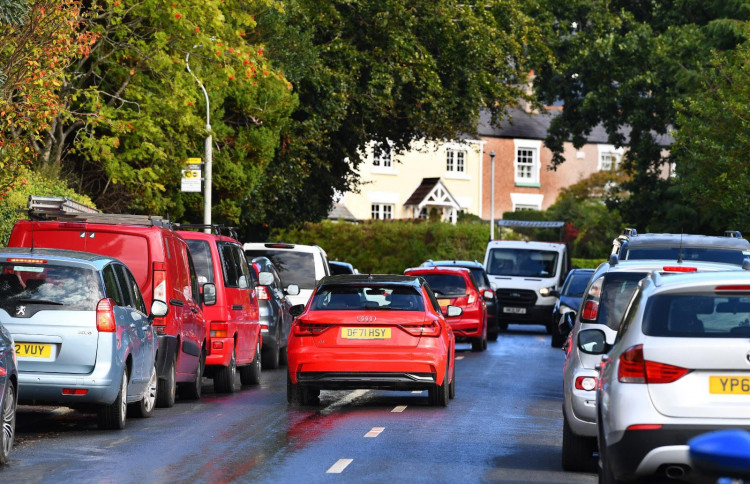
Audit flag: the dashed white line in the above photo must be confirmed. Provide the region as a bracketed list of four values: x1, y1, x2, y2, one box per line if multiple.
[364, 427, 385, 438]
[411, 390, 423, 394]
[327, 458, 353, 473]
[456, 356, 465, 360]
[391, 405, 407, 413]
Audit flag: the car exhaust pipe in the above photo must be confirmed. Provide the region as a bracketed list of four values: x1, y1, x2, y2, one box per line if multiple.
[664, 465, 687, 480]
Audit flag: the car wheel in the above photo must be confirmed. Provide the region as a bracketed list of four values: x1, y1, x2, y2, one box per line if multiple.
[562, 413, 596, 471]
[156, 356, 176, 408]
[545, 320, 556, 335]
[179, 350, 204, 400]
[487, 330, 499, 342]
[240, 342, 261, 385]
[551, 329, 565, 348]
[448, 364, 455, 399]
[278, 345, 288, 366]
[599, 449, 622, 484]
[98, 368, 128, 430]
[499, 320, 509, 332]
[131, 363, 157, 418]
[213, 346, 237, 394]
[0, 382, 16, 464]
[429, 366, 449, 407]
[471, 337, 484, 352]
[261, 341, 280, 370]
[287, 372, 317, 406]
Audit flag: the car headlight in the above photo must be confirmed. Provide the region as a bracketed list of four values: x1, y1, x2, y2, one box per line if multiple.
[539, 286, 556, 297]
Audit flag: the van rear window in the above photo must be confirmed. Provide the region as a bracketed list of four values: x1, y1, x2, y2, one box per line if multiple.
[244, 250, 316, 289]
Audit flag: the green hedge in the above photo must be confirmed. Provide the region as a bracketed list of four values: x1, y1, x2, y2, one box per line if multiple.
[271, 220, 523, 274]
[572, 258, 606, 269]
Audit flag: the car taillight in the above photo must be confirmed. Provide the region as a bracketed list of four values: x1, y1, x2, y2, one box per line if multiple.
[467, 290, 477, 305]
[575, 376, 597, 391]
[96, 298, 117, 332]
[618, 344, 691, 384]
[152, 261, 167, 324]
[292, 320, 331, 336]
[716, 285, 750, 292]
[400, 320, 441, 337]
[581, 300, 599, 321]
[662, 266, 697, 273]
[211, 322, 228, 338]
[257, 286, 271, 300]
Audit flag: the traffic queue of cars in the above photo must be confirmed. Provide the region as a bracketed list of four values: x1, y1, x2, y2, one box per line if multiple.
[557, 229, 750, 483]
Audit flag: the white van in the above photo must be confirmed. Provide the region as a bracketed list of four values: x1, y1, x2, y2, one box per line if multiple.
[483, 240, 569, 333]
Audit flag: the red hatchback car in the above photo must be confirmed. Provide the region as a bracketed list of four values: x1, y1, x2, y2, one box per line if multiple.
[404, 266, 488, 352]
[286, 274, 458, 407]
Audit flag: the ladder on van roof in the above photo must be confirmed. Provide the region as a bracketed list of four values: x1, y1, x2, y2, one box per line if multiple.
[25, 195, 174, 228]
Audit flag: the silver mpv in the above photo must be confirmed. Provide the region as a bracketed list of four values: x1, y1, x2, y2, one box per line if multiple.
[0, 248, 167, 430]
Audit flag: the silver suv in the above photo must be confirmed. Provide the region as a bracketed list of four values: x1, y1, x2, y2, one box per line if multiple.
[588, 270, 750, 483]
[561, 257, 745, 472]
[611, 228, 750, 263]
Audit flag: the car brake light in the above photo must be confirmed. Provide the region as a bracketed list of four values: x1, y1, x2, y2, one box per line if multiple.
[257, 285, 271, 300]
[400, 320, 441, 337]
[96, 298, 117, 332]
[626, 424, 663, 431]
[7, 258, 47, 264]
[662, 266, 697, 272]
[265, 243, 294, 249]
[467, 290, 477, 305]
[0, 367, 6, 377]
[152, 262, 167, 326]
[211, 322, 228, 338]
[618, 344, 691, 384]
[581, 300, 599, 321]
[716, 285, 750, 292]
[292, 320, 331, 336]
[62, 388, 88, 395]
[575, 376, 597, 391]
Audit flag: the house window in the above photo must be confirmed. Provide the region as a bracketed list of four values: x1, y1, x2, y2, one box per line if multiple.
[600, 152, 620, 171]
[373, 148, 392, 168]
[446, 149, 466, 173]
[515, 148, 538, 185]
[371, 203, 393, 220]
[514, 205, 538, 212]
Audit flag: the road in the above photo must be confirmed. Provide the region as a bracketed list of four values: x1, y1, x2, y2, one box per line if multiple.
[2, 325, 598, 484]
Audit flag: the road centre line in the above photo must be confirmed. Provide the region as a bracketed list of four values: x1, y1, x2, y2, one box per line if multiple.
[364, 427, 385, 438]
[391, 405, 407, 413]
[326, 458, 353, 474]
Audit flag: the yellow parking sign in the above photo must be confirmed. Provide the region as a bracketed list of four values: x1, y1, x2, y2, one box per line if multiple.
[181, 158, 203, 192]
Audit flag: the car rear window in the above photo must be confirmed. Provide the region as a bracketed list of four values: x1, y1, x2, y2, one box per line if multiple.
[597, 272, 647, 330]
[0, 262, 103, 311]
[486, 248, 559, 277]
[623, 247, 747, 265]
[311, 285, 424, 311]
[419, 274, 467, 297]
[185, 239, 215, 284]
[244, 249, 316, 289]
[563, 271, 593, 297]
[642, 294, 750, 337]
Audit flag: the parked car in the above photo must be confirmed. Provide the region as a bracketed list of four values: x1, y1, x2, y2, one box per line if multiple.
[561, 257, 745, 472]
[590, 270, 750, 483]
[420, 260, 500, 341]
[8, 198, 211, 407]
[0, 247, 169, 430]
[0, 320, 18, 464]
[286, 274, 457, 407]
[404, 266, 488, 351]
[611, 228, 750, 263]
[483, 240, 570, 333]
[179, 229, 262, 392]
[329, 261, 359, 275]
[550, 268, 594, 348]
[250, 256, 299, 369]
[243, 243, 330, 306]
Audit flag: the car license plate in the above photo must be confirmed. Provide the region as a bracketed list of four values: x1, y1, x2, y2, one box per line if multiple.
[503, 307, 526, 314]
[15, 343, 52, 358]
[438, 299, 451, 307]
[341, 327, 391, 340]
[709, 376, 750, 394]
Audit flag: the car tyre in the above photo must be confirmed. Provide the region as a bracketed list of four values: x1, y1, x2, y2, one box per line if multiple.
[429, 366, 449, 407]
[448, 364, 455, 399]
[598, 451, 622, 484]
[0, 382, 16, 464]
[545, 320, 556, 335]
[550, 328, 565, 348]
[487, 330, 499, 341]
[240, 342, 261, 385]
[179, 349, 204, 400]
[278, 345, 288, 366]
[499, 320, 509, 332]
[156, 356, 176, 408]
[287, 373, 318, 406]
[131, 363, 157, 418]
[471, 336, 486, 352]
[261, 341, 280, 370]
[562, 413, 596, 471]
[213, 347, 237, 394]
[98, 368, 128, 430]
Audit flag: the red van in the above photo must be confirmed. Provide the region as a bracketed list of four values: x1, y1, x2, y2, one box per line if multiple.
[8, 200, 210, 407]
[178, 229, 262, 393]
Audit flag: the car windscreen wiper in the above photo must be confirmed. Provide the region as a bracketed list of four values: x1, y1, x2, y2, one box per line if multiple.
[13, 299, 65, 306]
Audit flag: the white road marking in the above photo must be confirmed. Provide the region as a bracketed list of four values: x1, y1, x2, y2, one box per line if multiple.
[320, 389, 369, 415]
[391, 405, 407, 413]
[456, 356, 465, 360]
[327, 458, 353, 473]
[364, 427, 385, 438]
[411, 390, 423, 394]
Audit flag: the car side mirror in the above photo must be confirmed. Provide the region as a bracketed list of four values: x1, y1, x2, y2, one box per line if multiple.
[286, 284, 300, 296]
[559, 311, 576, 338]
[203, 283, 217, 306]
[289, 304, 305, 318]
[258, 271, 274, 286]
[444, 305, 462, 318]
[482, 290, 495, 300]
[149, 299, 169, 321]
[577, 328, 609, 355]
[689, 430, 750, 480]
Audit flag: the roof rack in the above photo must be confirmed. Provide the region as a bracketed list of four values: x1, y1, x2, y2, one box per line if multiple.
[622, 228, 638, 236]
[25, 195, 174, 229]
[725, 230, 743, 238]
[176, 223, 239, 240]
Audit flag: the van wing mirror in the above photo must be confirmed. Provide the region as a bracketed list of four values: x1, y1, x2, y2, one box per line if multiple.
[203, 283, 217, 306]
[289, 304, 305, 318]
[258, 271, 274, 286]
[149, 299, 169, 321]
[286, 284, 300, 296]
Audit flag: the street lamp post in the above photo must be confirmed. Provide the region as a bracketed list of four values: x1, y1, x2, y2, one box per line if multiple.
[185, 48, 212, 233]
[489, 150, 496, 241]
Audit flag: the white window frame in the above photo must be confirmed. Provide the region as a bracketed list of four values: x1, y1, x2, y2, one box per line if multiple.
[446, 149, 466, 173]
[371, 203, 394, 220]
[513, 139, 541, 186]
[597, 144, 624, 172]
[371, 140, 396, 174]
[510, 193, 544, 211]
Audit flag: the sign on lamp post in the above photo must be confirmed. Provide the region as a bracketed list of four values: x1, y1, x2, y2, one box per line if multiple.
[181, 158, 202, 193]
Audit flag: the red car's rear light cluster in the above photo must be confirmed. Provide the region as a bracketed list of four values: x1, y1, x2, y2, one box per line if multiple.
[399, 321, 441, 337]
[293, 321, 332, 336]
[618, 344, 691, 384]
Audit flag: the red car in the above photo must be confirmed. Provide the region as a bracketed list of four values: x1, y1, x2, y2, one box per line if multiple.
[286, 274, 458, 407]
[404, 266, 488, 352]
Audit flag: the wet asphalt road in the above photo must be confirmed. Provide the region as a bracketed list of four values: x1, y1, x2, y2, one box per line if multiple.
[3, 325, 598, 484]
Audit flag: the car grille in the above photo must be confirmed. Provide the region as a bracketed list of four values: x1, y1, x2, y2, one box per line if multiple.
[496, 289, 537, 306]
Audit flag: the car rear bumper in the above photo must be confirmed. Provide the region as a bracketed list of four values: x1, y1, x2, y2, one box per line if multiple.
[498, 303, 554, 324]
[296, 371, 436, 391]
[17, 361, 124, 405]
[206, 336, 234, 367]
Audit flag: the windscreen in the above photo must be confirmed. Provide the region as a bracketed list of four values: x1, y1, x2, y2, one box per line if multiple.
[486, 248, 559, 277]
[0, 262, 103, 311]
[562, 271, 593, 297]
[419, 274, 466, 297]
[244, 249, 316, 289]
[185, 239, 215, 284]
[623, 247, 747, 265]
[597, 272, 648, 330]
[311, 285, 425, 311]
[643, 294, 750, 337]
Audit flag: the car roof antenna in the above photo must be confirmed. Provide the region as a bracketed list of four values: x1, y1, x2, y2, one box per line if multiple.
[678, 229, 684, 263]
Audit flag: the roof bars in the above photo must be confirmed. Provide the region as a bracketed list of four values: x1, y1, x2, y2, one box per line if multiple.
[622, 228, 638, 236]
[176, 223, 239, 240]
[725, 230, 743, 238]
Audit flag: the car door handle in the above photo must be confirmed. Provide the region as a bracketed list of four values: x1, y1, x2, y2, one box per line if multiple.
[232, 305, 243, 311]
[170, 299, 183, 307]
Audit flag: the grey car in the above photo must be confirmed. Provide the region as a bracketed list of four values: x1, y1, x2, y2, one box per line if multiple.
[0, 320, 18, 464]
[0, 248, 167, 430]
[250, 256, 297, 369]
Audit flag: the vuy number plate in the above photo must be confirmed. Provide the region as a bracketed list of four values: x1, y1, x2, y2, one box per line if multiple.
[15, 343, 52, 358]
